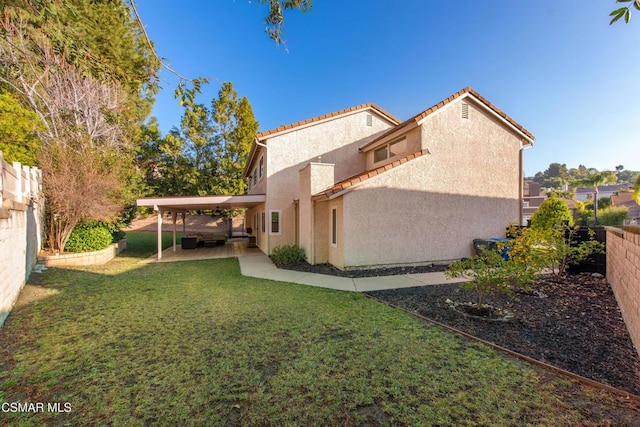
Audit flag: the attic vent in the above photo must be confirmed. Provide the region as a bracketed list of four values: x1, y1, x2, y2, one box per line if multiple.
[366, 114, 373, 126]
[461, 102, 469, 119]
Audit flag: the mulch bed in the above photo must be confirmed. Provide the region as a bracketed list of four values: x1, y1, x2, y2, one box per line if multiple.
[366, 272, 640, 396]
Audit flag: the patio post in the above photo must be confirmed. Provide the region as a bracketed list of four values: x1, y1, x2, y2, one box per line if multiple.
[172, 212, 177, 251]
[157, 208, 163, 260]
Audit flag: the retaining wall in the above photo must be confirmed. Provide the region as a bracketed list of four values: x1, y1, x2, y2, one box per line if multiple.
[606, 226, 640, 356]
[38, 238, 127, 267]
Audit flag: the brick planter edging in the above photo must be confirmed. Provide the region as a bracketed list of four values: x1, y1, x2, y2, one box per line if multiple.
[37, 238, 127, 267]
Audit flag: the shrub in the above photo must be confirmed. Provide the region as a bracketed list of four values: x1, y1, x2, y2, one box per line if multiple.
[507, 224, 604, 279]
[530, 194, 573, 230]
[446, 247, 535, 308]
[106, 222, 126, 242]
[65, 223, 114, 252]
[597, 206, 629, 226]
[271, 244, 305, 266]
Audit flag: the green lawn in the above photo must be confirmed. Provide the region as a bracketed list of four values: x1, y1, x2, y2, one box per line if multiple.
[0, 232, 627, 425]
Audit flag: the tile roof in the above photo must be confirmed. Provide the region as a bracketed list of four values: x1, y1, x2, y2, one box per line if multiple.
[360, 87, 534, 151]
[312, 149, 430, 200]
[255, 103, 400, 140]
[575, 184, 630, 193]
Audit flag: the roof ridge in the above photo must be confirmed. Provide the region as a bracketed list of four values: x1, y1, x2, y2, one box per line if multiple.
[255, 103, 400, 140]
[360, 87, 534, 151]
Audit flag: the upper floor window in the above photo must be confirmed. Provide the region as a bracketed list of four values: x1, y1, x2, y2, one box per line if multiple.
[253, 167, 257, 186]
[259, 157, 264, 179]
[373, 137, 407, 163]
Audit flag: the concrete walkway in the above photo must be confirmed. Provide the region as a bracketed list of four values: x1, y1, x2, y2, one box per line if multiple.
[238, 254, 467, 292]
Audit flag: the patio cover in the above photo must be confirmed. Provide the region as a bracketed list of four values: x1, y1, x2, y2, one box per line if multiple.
[136, 194, 266, 260]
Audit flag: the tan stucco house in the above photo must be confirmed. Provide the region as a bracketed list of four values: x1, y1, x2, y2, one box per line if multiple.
[242, 87, 534, 269]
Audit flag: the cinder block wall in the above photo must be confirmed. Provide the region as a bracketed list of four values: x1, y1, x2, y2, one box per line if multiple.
[606, 227, 640, 356]
[0, 206, 28, 327]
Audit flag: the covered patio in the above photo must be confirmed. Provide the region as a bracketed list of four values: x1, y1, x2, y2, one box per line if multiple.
[140, 238, 263, 263]
[136, 194, 266, 260]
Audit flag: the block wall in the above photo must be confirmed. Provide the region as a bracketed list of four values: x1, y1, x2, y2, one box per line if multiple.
[0, 205, 28, 327]
[606, 227, 640, 356]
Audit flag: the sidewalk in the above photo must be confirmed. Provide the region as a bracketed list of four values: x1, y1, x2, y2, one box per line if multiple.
[238, 254, 467, 292]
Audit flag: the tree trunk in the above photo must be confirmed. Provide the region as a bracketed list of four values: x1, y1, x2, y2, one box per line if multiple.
[593, 187, 598, 227]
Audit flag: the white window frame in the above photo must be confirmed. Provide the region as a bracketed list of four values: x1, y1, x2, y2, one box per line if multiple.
[330, 206, 338, 247]
[269, 210, 281, 235]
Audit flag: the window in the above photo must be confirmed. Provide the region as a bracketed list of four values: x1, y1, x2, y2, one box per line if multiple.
[389, 138, 406, 157]
[261, 212, 265, 233]
[373, 137, 407, 163]
[331, 207, 337, 246]
[253, 168, 257, 185]
[374, 146, 387, 163]
[270, 210, 281, 235]
[259, 157, 264, 179]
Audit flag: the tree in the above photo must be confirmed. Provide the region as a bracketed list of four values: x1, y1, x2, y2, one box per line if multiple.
[0, 2, 159, 251]
[575, 171, 617, 226]
[610, 0, 640, 24]
[0, 91, 43, 164]
[530, 194, 573, 230]
[634, 174, 640, 204]
[139, 82, 259, 197]
[211, 82, 259, 195]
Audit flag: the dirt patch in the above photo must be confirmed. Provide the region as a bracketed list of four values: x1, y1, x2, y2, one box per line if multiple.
[367, 272, 640, 396]
[14, 273, 60, 308]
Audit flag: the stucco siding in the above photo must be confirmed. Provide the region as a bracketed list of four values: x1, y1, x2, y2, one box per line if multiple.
[264, 111, 394, 253]
[313, 200, 330, 264]
[327, 198, 345, 269]
[341, 99, 522, 268]
[419, 98, 522, 199]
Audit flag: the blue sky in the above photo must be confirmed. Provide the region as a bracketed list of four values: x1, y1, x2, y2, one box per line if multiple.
[135, 0, 640, 177]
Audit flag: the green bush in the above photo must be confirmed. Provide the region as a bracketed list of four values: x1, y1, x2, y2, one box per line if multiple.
[507, 224, 605, 279]
[597, 206, 629, 226]
[271, 244, 305, 266]
[65, 223, 114, 252]
[446, 247, 535, 308]
[530, 194, 573, 230]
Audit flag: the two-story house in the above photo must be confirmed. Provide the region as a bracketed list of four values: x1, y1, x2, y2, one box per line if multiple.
[242, 87, 534, 269]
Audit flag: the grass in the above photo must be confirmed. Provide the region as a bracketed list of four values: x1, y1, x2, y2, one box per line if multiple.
[0, 232, 627, 425]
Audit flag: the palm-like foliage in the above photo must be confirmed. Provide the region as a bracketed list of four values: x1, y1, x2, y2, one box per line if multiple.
[576, 171, 617, 226]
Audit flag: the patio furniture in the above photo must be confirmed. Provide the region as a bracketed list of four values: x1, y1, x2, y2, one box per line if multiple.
[181, 237, 197, 250]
